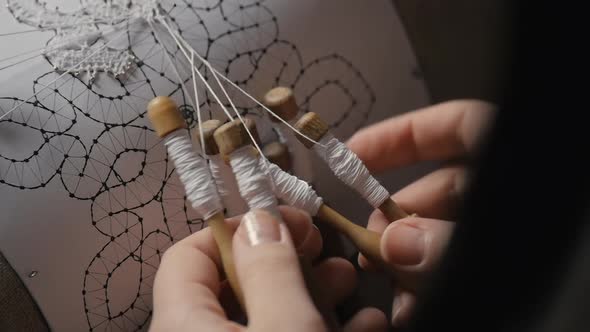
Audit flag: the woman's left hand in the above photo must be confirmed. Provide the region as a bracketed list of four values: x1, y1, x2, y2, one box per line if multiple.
[149, 206, 388, 332]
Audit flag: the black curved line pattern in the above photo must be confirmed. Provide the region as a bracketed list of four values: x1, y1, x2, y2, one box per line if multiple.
[0, 1, 376, 330]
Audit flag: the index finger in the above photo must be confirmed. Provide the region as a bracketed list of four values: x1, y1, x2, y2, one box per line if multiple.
[346, 100, 495, 173]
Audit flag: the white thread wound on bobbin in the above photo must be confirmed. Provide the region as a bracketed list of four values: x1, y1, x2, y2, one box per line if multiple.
[209, 155, 229, 198]
[229, 146, 280, 218]
[165, 130, 223, 220]
[264, 161, 323, 216]
[208, 154, 249, 216]
[314, 133, 390, 208]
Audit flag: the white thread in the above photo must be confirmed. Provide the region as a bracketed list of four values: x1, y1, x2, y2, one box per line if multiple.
[212, 65, 326, 148]
[164, 130, 223, 220]
[156, 17, 234, 121]
[264, 161, 323, 216]
[151, 22, 249, 217]
[154, 18, 281, 219]
[160, 17, 266, 159]
[190, 51, 207, 160]
[148, 20, 207, 159]
[209, 154, 230, 199]
[157, 16, 325, 157]
[208, 154, 249, 216]
[229, 147, 281, 219]
[314, 133, 390, 208]
[275, 126, 289, 145]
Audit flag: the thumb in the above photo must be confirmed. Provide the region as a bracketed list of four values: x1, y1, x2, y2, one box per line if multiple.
[381, 217, 455, 277]
[233, 209, 323, 330]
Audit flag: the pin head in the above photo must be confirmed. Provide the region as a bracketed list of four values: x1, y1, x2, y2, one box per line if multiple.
[193, 119, 222, 155]
[147, 96, 187, 138]
[293, 112, 329, 148]
[263, 87, 298, 123]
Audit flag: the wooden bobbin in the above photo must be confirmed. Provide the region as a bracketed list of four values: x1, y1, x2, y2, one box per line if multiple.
[214, 117, 336, 327]
[147, 96, 187, 138]
[263, 141, 292, 172]
[262, 86, 299, 122]
[317, 205, 383, 264]
[147, 97, 244, 309]
[193, 119, 223, 155]
[214, 118, 261, 156]
[294, 112, 409, 222]
[293, 112, 330, 148]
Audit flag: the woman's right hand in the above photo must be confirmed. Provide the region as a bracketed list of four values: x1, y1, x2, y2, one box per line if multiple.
[347, 99, 496, 327]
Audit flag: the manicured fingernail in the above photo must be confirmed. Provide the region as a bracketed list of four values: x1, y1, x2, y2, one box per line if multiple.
[238, 210, 282, 246]
[391, 294, 404, 327]
[383, 223, 425, 266]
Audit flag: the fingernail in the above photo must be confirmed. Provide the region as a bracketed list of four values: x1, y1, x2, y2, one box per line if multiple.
[383, 223, 425, 266]
[391, 294, 404, 327]
[238, 210, 282, 246]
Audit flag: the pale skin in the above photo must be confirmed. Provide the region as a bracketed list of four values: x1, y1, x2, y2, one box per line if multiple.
[149, 99, 495, 330]
[347, 99, 496, 326]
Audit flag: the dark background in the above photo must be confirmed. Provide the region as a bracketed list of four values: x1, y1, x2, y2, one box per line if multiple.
[337, 2, 590, 332]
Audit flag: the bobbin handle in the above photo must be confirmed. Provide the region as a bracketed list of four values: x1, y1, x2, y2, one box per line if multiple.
[317, 205, 384, 266]
[147, 97, 245, 309]
[208, 213, 245, 308]
[317, 205, 418, 292]
[378, 198, 409, 221]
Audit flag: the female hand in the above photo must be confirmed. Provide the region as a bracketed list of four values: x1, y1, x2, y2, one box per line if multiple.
[346, 99, 496, 327]
[149, 206, 388, 332]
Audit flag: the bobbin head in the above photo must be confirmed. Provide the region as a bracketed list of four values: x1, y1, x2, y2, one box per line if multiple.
[263, 87, 299, 123]
[147, 96, 187, 138]
[213, 118, 261, 156]
[263, 141, 292, 172]
[294, 112, 329, 148]
[193, 119, 223, 155]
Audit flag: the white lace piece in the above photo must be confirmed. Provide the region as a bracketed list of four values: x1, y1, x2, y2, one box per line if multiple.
[7, 0, 157, 78]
